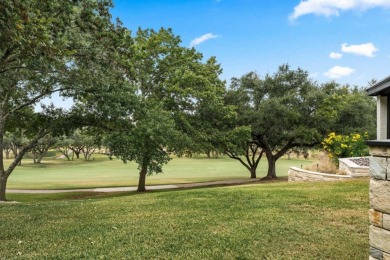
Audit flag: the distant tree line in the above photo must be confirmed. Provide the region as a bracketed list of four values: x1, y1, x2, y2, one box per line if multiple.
[2, 128, 105, 164]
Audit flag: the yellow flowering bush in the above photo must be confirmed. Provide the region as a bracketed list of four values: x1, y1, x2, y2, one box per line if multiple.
[322, 132, 369, 164]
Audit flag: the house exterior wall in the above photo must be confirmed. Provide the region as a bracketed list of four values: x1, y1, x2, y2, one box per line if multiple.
[377, 96, 388, 140]
[368, 145, 390, 259]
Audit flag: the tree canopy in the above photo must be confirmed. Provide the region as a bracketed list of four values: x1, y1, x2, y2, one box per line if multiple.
[320, 82, 376, 137]
[0, 1, 377, 200]
[103, 28, 227, 191]
[0, 0, 129, 201]
[224, 64, 375, 179]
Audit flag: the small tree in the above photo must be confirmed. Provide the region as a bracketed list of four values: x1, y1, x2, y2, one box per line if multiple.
[222, 78, 265, 178]
[6, 129, 29, 165]
[31, 135, 56, 164]
[68, 132, 84, 160]
[54, 136, 74, 161]
[106, 102, 178, 191]
[2, 133, 13, 159]
[223, 126, 264, 178]
[80, 135, 98, 161]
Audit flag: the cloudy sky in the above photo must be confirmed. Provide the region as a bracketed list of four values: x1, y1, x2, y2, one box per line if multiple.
[111, 0, 390, 87]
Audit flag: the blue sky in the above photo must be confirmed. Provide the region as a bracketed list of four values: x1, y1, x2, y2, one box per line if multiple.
[111, 0, 390, 87]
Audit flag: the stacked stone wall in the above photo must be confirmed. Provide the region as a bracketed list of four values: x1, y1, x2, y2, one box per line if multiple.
[288, 167, 352, 182]
[368, 146, 390, 260]
[338, 157, 370, 177]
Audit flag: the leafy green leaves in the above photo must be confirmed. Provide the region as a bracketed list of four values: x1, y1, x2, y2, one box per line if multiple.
[0, 0, 129, 200]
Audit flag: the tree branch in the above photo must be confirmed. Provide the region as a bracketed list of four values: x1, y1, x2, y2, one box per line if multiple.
[225, 150, 251, 172]
[254, 149, 264, 167]
[274, 138, 294, 159]
[245, 143, 253, 167]
[250, 143, 257, 166]
[5, 129, 49, 176]
[0, 66, 27, 74]
[0, 47, 15, 66]
[9, 87, 69, 115]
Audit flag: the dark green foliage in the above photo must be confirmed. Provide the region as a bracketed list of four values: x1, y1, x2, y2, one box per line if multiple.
[106, 102, 176, 176]
[320, 82, 376, 138]
[226, 65, 330, 178]
[225, 65, 376, 178]
[104, 28, 227, 191]
[0, 0, 127, 200]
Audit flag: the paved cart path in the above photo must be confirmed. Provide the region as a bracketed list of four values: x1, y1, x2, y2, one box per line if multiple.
[6, 178, 275, 194]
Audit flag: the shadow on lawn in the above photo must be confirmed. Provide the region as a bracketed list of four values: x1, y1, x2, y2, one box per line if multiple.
[14, 158, 110, 169]
[6, 177, 288, 202]
[57, 177, 289, 201]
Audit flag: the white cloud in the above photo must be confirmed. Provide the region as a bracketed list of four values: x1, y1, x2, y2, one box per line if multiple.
[324, 66, 355, 79]
[309, 72, 319, 78]
[341, 42, 378, 57]
[329, 52, 343, 59]
[290, 0, 390, 20]
[189, 33, 219, 47]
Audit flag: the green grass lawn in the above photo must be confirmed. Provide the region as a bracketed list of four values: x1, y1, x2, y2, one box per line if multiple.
[6, 154, 313, 189]
[1, 179, 369, 259]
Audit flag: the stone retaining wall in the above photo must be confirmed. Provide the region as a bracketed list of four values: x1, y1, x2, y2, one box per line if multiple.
[288, 167, 352, 182]
[338, 157, 370, 177]
[368, 145, 390, 260]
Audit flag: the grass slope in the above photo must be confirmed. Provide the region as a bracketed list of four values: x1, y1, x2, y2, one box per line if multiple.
[7, 155, 313, 189]
[1, 179, 369, 259]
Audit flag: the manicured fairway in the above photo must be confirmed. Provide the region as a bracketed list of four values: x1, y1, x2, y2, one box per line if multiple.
[2, 179, 369, 259]
[6, 154, 313, 189]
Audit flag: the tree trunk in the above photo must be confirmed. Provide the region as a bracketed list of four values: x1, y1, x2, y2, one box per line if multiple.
[37, 146, 50, 163]
[5, 151, 9, 159]
[32, 151, 37, 163]
[137, 164, 147, 192]
[0, 174, 8, 201]
[250, 168, 257, 178]
[265, 156, 277, 179]
[37, 154, 43, 164]
[225, 146, 263, 179]
[11, 148, 17, 159]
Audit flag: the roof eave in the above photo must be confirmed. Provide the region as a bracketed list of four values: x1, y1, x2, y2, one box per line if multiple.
[367, 75, 390, 96]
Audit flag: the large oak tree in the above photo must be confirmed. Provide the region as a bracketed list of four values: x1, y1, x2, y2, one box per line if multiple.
[0, 0, 129, 201]
[227, 65, 332, 179]
[104, 28, 227, 191]
[226, 65, 376, 179]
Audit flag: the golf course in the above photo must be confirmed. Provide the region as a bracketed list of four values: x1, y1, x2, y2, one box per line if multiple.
[1, 155, 369, 259]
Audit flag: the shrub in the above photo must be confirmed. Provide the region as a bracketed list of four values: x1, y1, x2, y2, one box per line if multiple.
[304, 152, 346, 174]
[322, 132, 369, 165]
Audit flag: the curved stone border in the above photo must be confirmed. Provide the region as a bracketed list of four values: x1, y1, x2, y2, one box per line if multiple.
[288, 167, 353, 182]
